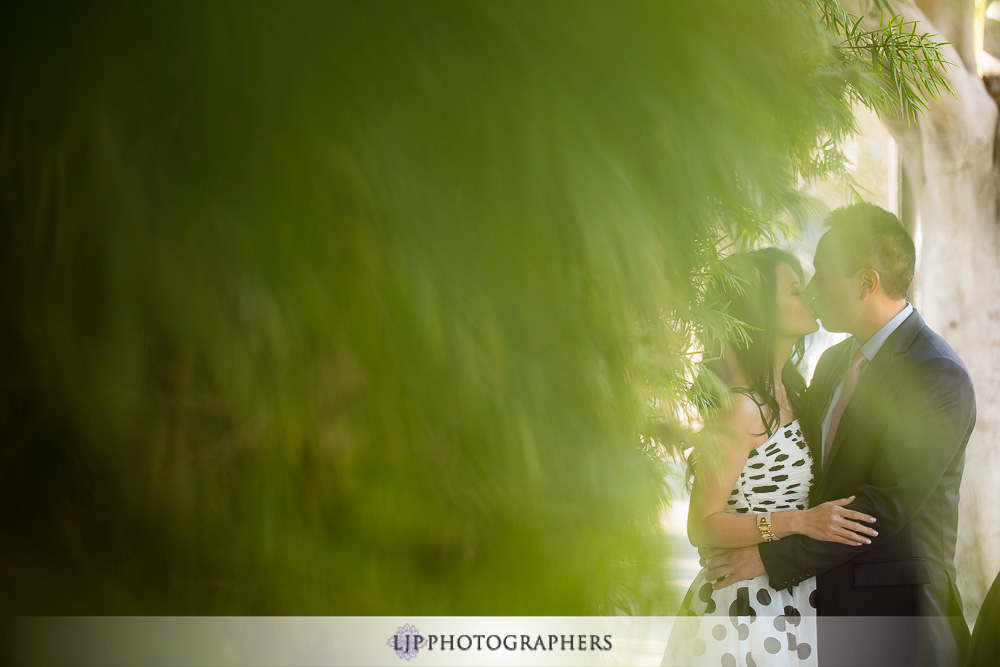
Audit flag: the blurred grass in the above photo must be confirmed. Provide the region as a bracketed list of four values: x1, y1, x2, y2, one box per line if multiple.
[0, 1, 853, 614]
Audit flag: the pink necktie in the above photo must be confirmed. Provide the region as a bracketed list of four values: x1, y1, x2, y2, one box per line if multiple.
[823, 348, 867, 464]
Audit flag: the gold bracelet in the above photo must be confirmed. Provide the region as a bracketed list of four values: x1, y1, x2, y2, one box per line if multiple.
[757, 512, 777, 542]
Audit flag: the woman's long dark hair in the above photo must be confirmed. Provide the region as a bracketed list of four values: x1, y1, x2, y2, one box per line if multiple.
[705, 247, 809, 436]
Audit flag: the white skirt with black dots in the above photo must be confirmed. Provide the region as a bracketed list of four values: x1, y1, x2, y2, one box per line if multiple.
[662, 570, 818, 667]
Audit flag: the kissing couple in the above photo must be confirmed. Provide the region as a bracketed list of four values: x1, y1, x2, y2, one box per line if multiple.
[662, 203, 976, 667]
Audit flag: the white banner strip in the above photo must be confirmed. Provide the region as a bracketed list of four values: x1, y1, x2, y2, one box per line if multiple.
[6, 616, 949, 666]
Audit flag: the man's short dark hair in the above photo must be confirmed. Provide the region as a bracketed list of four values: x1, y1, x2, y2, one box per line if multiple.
[824, 203, 916, 299]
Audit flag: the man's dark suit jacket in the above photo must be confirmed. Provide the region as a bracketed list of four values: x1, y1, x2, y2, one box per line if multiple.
[759, 309, 976, 666]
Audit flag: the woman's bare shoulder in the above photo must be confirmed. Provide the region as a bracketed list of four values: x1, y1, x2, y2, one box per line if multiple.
[716, 389, 769, 451]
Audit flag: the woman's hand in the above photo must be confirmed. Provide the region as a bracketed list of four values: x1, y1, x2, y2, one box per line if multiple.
[797, 496, 878, 545]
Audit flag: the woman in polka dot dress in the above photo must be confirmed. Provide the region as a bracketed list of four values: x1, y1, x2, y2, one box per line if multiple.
[662, 250, 878, 667]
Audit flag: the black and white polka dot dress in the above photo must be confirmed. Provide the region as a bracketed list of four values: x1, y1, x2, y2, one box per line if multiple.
[662, 419, 817, 667]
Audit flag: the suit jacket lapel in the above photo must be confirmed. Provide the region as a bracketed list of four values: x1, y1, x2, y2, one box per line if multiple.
[822, 345, 893, 467]
[807, 341, 850, 477]
[822, 310, 925, 471]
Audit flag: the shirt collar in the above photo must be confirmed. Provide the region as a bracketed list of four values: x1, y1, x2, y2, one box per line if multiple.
[851, 302, 913, 361]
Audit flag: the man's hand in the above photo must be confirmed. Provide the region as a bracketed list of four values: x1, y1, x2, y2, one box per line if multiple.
[702, 545, 766, 589]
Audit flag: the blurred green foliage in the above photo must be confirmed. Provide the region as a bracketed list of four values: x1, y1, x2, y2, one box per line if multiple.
[1, 1, 860, 614]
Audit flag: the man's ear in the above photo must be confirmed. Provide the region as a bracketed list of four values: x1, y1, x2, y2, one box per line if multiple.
[858, 268, 880, 298]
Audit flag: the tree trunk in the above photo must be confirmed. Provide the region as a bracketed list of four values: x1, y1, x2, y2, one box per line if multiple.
[850, 0, 1000, 624]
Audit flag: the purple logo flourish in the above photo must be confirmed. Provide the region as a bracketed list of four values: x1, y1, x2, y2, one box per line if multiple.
[387, 623, 423, 661]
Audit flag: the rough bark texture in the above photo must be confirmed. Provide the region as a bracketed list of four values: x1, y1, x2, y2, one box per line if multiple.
[850, 0, 1000, 625]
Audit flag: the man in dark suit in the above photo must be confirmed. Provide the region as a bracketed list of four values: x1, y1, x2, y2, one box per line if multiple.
[706, 203, 976, 665]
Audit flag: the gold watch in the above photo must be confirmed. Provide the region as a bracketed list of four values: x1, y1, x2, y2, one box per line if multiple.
[757, 512, 777, 542]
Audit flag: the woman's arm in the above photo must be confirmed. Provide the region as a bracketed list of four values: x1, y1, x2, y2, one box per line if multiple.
[687, 394, 877, 548]
[687, 392, 778, 548]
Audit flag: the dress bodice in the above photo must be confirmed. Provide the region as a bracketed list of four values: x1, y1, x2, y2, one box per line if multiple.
[725, 418, 812, 514]
[665, 418, 818, 666]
